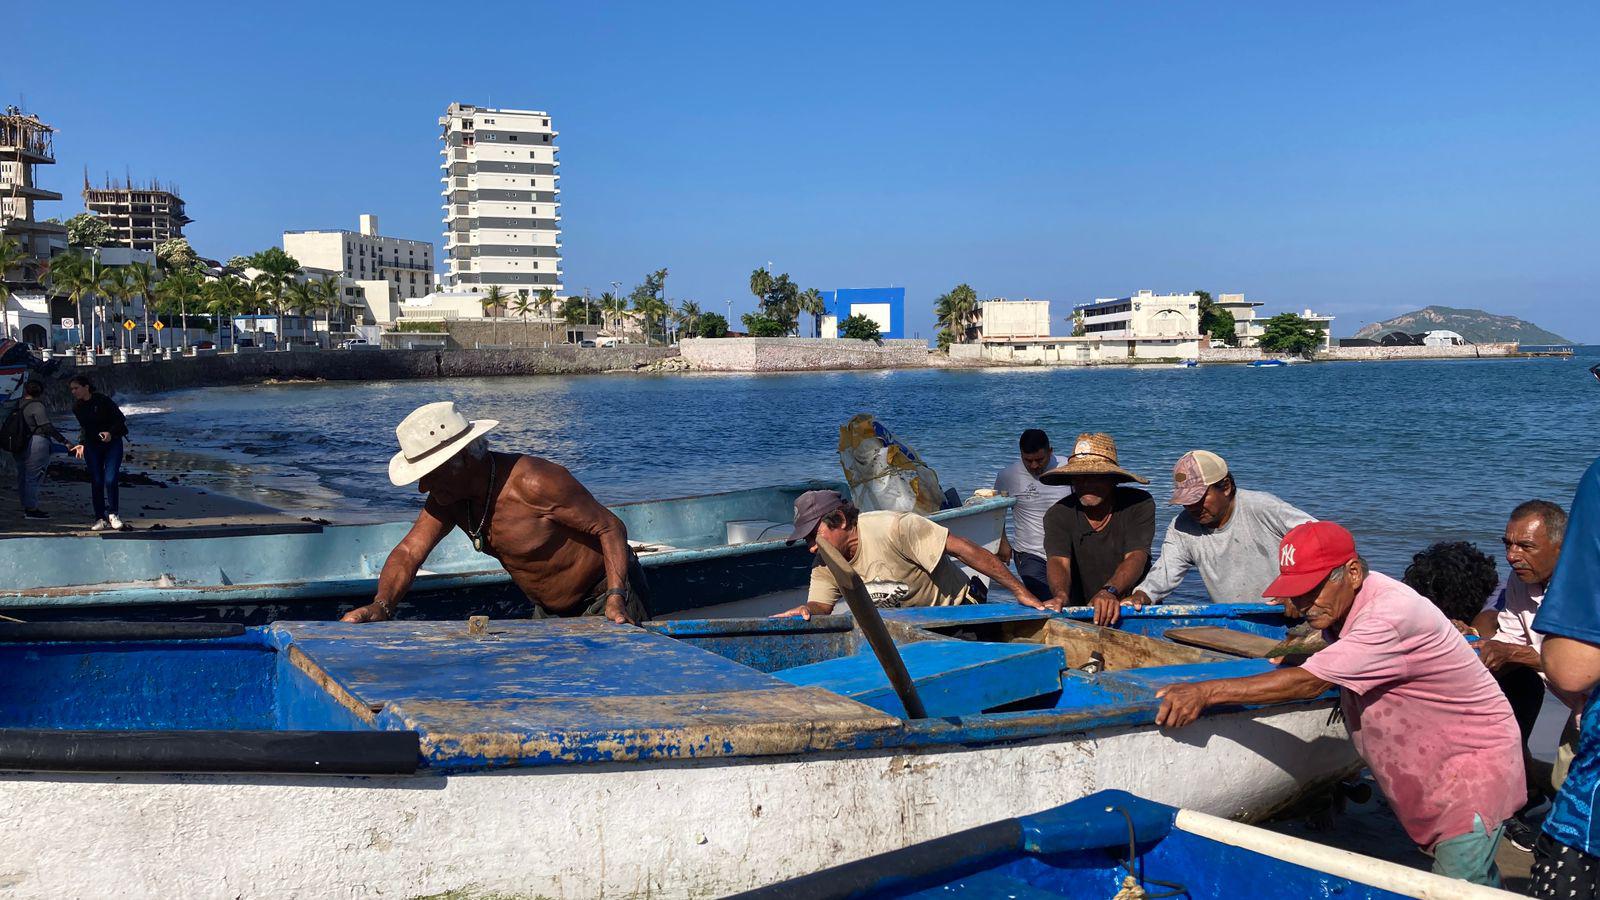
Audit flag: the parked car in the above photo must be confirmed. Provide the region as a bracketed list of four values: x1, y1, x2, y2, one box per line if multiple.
[338, 338, 375, 350]
[595, 337, 623, 348]
[578, 339, 597, 349]
[195, 340, 216, 350]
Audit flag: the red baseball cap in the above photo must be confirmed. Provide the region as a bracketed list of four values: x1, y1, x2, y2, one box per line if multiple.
[1263, 522, 1358, 599]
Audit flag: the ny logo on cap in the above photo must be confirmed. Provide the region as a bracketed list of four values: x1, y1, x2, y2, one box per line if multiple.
[1280, 544, 1296, 567]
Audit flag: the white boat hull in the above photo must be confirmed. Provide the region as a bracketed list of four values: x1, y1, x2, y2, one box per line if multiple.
[0, 702, 1356, 898]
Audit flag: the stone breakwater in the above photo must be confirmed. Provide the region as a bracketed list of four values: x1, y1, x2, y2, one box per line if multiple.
[679, 337, 933, 372]
[34, 346, 672, 411]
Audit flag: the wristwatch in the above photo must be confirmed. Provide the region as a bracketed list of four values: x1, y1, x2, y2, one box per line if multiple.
[1100, 583, 1122, 599]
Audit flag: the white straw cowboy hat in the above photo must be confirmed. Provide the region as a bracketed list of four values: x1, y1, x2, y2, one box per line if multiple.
[388, 402, 499, 486]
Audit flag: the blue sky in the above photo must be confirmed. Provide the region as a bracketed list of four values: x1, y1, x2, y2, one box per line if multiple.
[11, 2, 1598, 340]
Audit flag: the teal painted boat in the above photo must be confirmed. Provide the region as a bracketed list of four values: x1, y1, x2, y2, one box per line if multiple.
[0, 481, 1012, 623]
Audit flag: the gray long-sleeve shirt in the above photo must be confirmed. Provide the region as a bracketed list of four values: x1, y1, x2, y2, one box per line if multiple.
[1135, 489, 1315, 604]
[18, 399, 69, 445]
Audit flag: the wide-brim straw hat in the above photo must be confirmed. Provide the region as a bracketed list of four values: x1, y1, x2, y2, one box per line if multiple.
[1040, 432, 1149, 486]
[388, 401, 499, 485]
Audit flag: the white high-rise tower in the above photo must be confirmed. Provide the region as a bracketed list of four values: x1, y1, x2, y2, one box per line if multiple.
[438, 102, 562, 298]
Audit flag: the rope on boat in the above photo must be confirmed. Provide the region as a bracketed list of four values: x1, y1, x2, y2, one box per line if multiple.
[1111, 806, 1186, 900]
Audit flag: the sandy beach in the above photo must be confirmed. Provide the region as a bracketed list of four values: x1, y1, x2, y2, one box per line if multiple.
[0, 455, 305, 535]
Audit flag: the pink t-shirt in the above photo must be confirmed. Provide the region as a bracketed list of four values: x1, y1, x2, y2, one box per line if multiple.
[1301, 572, 1524, 849]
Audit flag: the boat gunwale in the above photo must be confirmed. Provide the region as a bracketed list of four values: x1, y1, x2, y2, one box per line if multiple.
[0, 491, 1013, 606]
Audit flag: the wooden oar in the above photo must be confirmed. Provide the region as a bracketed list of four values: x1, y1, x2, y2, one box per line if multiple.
[814, 540, 928, 719]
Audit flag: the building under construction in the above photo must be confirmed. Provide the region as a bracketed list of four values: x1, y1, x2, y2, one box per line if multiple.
[82, 176, 192, 251]
[1, 106, 67, 274]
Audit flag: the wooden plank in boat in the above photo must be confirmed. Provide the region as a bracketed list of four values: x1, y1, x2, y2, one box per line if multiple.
[1164, 626, 1283, 658]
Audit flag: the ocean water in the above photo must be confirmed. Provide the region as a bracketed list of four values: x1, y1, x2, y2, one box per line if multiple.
[127, 349, 1600, 580]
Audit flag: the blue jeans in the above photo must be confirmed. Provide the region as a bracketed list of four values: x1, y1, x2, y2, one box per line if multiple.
[83, 437, 123, 519]
[1012, 551, 1051, 600]
[13, 435, 50, 509]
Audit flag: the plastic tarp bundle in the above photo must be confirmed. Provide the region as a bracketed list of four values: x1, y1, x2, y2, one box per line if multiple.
[837, 414, 945, 514]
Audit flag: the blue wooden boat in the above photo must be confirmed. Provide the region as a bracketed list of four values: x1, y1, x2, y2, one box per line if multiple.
[0, 603, 1361, 896]
[0, 481, 1011, 622]
[737, 789, 1507, 899]
[1248, 358, 1290, 367]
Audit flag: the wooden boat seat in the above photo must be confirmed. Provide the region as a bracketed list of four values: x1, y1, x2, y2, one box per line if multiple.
[1163, 626, 1284, 658]
[774, 641, 1067, 718]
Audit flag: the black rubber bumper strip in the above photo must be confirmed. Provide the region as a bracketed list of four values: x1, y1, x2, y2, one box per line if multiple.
[0, 729, 421, 775]
[0, 622, 246, 642]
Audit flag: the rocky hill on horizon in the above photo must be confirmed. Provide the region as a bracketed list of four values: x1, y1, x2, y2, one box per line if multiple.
[1351, 306, 1570, 344]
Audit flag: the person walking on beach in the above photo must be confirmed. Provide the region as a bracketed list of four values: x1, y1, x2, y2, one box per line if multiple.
[773, 489, 1050, 619]
[992, 429, 1072, 600]
[10, 380, 70, 519]
[1039, 433, 1155, 626]
[68, 375, 128, 532]
[1125, 451, 1314, 620]
[1155, 522, 1524, 887]
[341, 401, 650, 625]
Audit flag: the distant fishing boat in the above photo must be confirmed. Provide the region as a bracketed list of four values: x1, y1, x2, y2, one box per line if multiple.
[1248, 358, 1290, 367]
[1174, 359, 1198, 368]
[0, 481, 1011, 622]
[0, 601, 1359, 897]
[740, 789, 1502, 899]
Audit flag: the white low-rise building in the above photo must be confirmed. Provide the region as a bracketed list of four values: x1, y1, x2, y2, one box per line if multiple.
[1073, 290, 1202, 360]
[283, 214, 435, 306]
[979, 299, 1052, 341]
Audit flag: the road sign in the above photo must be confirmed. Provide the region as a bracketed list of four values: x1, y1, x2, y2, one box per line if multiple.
[153, 321, 165, 331]
[60, 318, 75, 330]
[123, 320, 136, 331]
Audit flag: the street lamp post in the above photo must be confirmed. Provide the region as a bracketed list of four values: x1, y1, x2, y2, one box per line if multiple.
[609, 280, 622, 336]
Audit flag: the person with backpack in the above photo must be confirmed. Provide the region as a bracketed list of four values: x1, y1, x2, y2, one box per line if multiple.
[6, 380, 69, 519]
[67, 375, 129, 531]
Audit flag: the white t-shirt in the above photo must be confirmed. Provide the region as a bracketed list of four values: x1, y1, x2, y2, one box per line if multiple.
[994, 456, 1073, 558]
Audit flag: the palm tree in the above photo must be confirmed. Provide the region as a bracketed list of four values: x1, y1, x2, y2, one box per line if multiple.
[749, 267, 772, 305]
[42, 252, 96, 349]
[0, 238, 25, 311]
[675, 300, 702, 339]
[156, 266, 202, 351]
[100, 266, 137, 352]
[934, 283, 979, 345]
[597, 291, 627, 335]
[510, 293, 535, 344]
[798, 288, 826, 338]
[246, 247, 302, 349]
[633, 292, 668, 345]
[203, 274, 252, 351]
[286, 280, 320, 347]
[480, 285, 508, 318]
[536, 287, 556, 320]
[126, 261, 159, 352]
[314, 275, 344, 345]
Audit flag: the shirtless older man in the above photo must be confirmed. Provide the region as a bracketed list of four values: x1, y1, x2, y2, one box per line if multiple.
[341, 402, 649, 625]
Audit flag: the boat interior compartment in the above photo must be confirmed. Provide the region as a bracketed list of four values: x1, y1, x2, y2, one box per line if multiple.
[0, 601, 1313, 774]
[0, 629, 370, 732]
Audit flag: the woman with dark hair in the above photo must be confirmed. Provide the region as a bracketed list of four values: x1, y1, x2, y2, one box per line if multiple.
[67, 375, 128, 531]
[1402, 540, 1500, 630]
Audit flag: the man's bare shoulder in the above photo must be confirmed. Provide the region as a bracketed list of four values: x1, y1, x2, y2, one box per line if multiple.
[502, 453, 586, 500]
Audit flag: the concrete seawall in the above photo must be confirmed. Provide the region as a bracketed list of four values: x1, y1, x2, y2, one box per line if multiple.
[679, 337, 932, 372]
[33, 346, 671, 411]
